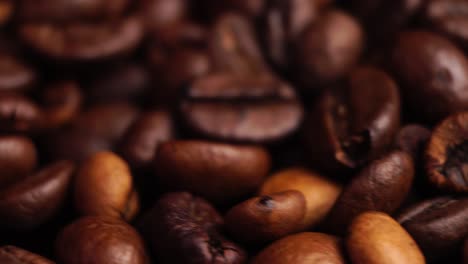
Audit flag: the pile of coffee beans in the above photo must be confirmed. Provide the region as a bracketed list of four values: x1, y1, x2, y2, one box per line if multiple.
[1, 0, 468, 263]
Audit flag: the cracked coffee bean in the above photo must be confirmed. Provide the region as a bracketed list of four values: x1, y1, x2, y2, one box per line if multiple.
[398, 196, 468, 261]
[425, 112, 468, 192]
[142, 192, 246, 264]
[181, 73, 303, 143]
[304, 66, 400, 175]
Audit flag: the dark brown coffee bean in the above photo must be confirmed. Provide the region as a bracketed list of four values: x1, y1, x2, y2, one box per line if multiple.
[41, 81, 82, 129]
[0, 160, 74, 230]
[350, 0, 423, 44]
[0, 94, 42, 134]
[86, 63, 150, 104]
[394, 124, 431, 161]
[252, 232, 345, 264]
[425, 112, 468, 193]
[0, 136, 37, 188]
[18, 0, 130, 22]
[141, 192, 246, 264]
[119, 111, 174, 171]
[304, 67, 401, 174]
[294, 10, 364, 89]
[75, 151, 139, 221]
[139, 0, 188, 31]
[181, 73, 303, 143]
[19, 16, 144, 62]
[326, 151, 414, 235]
[46, 102, 139, 161]
[423, 0, 468, 50]
[225, 190, 306, 245]
[0, 0, 12, 25]
[0, 246, 54, 264]
[0, 53, 36, 94]
[155, 140, 271, 205]
[397, 196, 468, 261]
[347, 212, 425, 264]
[392, 31, 468, 124]
[56, 216, 149, 264]
[260, 0, 321, 70]
[209, 13, 268, 75]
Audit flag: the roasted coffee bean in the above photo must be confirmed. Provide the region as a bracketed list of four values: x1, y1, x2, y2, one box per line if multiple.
[86, 63, 150, 104]
[0, 0, 12, 26]
[139, 0, 188, 32]
[350, 0, 423, 44]
[251, 232, 345, 264]
[225, 190, 306, 245]
[423, 0, 468, 50]
[0, 136, 37, 188]
[18, 0, 130, 22]
[119, 111, 174, 171]
[0, 246, 54, 264]
[398, 196, 468, 261]
[0, 53, 36, 94]
[47, 102, 139, 161]
[181, 73, 303, 143]
[0, 160, 74, 230]
[209, 13, 268, 75]
[425, 112, 468, 192]
[260, 0, 321, 70]
[304, 67, 401, 174]
[155, 140, 271, 205]
[259, 168, 342, 230]
[75, 151, 139, 221]
[294, 10, 364, 89]
[393, 31, 468, 124]
[347, 211, 425, 264]
[41, 81, 82, 129]
[394, 124, 431, 161]
[56, 216, 149, 264]
[19, 16, 144, 62]
[326, 151, 414, 235]
[142, 192, 246, 264]
[0, 94, 42, 134]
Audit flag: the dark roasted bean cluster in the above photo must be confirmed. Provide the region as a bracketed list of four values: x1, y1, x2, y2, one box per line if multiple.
[1, 0, 468, 263]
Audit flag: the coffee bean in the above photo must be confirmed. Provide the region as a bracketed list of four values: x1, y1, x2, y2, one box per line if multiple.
[425, 112, 468, 192]
[423, 0, 468, 50]
[119, 110, 174, 171]
[0, 94, 42, 134]
[18, 0, 130, 22]
[141, 192, 246, 264]
[294, 9, 364, 89]
[398, 196, 468, 261]
[0, 245, 54, 264]
[41, 81, 82, 129]
[0, 160, 74, 230]
[56, 216, 149, 264]
[19, 16, 144, 62]
[139, 0, 188, 32]
[225, 190, 306, 245]
[392, 31, 468, 124]
[181, 73, 303, 143]
[0, 52, 36, 94]
[304, 66, 401, 174]
[347, 211, 425, 264]
[209, 13, 268, 75]
[0, 136, 37, 188]
[75, 151, 139, 221]
[259, 168, 342, 230]
[326, 151, 414, 235]
[251, 232, 345, 264]
[154, 140, 271, 205]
